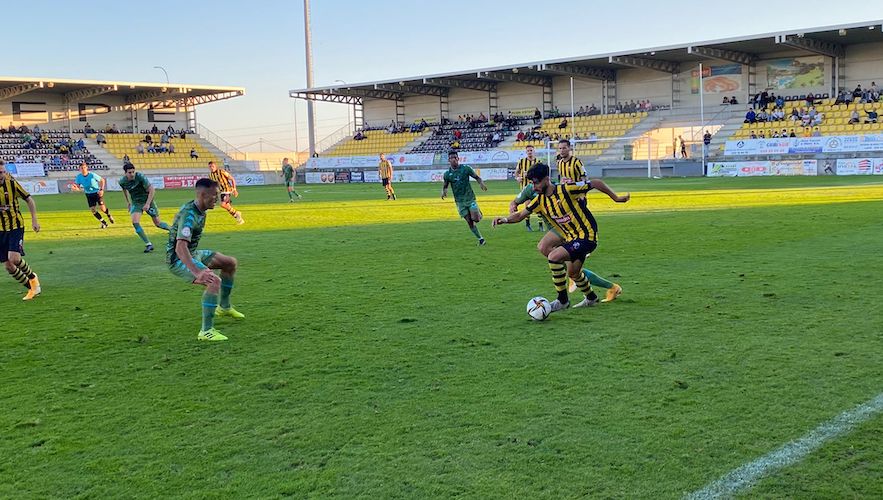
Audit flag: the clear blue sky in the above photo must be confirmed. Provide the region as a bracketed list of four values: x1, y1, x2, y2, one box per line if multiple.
[3, 1, 882, 152]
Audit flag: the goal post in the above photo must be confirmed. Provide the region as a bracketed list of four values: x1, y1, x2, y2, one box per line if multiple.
[543, 135, 660, 178]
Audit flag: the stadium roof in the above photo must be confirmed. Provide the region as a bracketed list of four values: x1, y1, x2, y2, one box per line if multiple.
[0, 76, 245, 109]
[290, 20, 883, 104]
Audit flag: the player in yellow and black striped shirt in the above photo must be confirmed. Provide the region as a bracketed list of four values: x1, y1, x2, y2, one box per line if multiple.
[556, 139, 585, 184]
[378, 153, 396, 200]
[494, 162, 629, 314]
[0, 160, 42, 300]
[208, 161, 243, 224]
[515, 145, 540, 231]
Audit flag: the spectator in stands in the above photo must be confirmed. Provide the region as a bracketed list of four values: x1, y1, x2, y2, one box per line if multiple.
[147, 143, 156, 153]
[353, 130, 365, 141]
[104, 124, 112, 133]
[96, 132, 107, 145]
[588, 132, 597, 143]
[744, 108, 756, 124]
[853, 84, 863, 99]
[756, 109, 769, 122]
[533, 107, 541, 124]
[789, 129, 797, 138]
[812, 111, 824, 126]
[558, 118, 568, 129]
[729, 96, 738, 105]
[678, 135, 688, 159]
[76, 138, 85, 152]
[789, 108, 800, 121]
[775, 95, 785, 109]
[588, 104, 599, 115]
[161, 132, 170, 144]
[190, 148, 198, 160]
[771, 131, 780, 138]
[866, 108, 878, 123]
[577, 106, 585, 116]
[179, 130, 187, 140]
[849, 109, 860, 124]
[123, 153, 131, 163]
[168, 143, 175, 155]
[703, 131, 711, 156]
[771, 108, 785, 121]
[722, 96, 730, 105]
[144, 133, 153, 144]
[111, 124, 119, 133]
[166, 124, 175, 135]
[805, 93, 815, 106]
[150, 124, 160, 134]
[136, 143, 145, 155]
[516, 130, 525, 142]
[84, 122, 94, 134]
[812, 127, 822, 137]
[453, 129, 462, 140]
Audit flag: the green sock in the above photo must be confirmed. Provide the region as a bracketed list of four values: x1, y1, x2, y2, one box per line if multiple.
[583, 269, 614, 289]
[159, 222, 170, 231]
[202, 291, 218, 331]
[220, 276, 234, 309]
[470, 226, 483, 240]
[287, 190, 293, 200]
[133, 223, 150, 244]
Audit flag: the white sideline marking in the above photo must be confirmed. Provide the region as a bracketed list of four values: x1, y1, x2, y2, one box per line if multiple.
[687, 392, 883, 500]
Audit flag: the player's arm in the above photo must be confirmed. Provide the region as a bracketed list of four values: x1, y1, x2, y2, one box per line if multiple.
[98, 176, 106, 197]
[493, 207, 530, 226]
[468, 168, 488, 191]
[70, 181, 82, 192]
[226, 172, 238, 196]
[441, 178, 449, 199]
[143, 185, 156, 210]
[23, 195, 40, 233]
[588, 179, 630, 203]
[176, 240, 216, 284]
[122, 188, 131, 209]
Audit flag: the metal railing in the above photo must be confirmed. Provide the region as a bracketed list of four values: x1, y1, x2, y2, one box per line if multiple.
[315, 121, 355, 153]
[196, 122, 247, 160]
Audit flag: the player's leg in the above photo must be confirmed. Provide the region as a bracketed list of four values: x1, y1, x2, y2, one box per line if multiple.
[87, 194, 106, 227]
[146, 204, 170, 231]
[465, 204, 485, 245]
[546, 246, 571, 310]
[286, 181, 294, 201]
[208, 251, 244, 318]
[4, 229, 40, 299]
[98, 195, 114, 224]
[564, 241, 601, 308]
[194, 267, 225, 340]
[130, 208, 153, 251]
[388, 181, 396, 200]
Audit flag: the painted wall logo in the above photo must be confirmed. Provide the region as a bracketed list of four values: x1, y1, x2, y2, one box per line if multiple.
[825, 137, 842, 150]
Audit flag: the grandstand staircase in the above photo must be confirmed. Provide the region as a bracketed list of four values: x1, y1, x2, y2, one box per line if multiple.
[193, 136, 238, 167]
[594, 114, 662, 162]
[83, 137, 123, 170]
[705, 116, 746, 158]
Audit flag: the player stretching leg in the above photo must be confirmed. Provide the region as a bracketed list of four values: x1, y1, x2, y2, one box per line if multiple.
[120, 163, 170, 253]
[72, 162, 115, 228]
[509, 183, 623, 303]
[494, 163, 629, 312]
[281, 157, 302, 201]
[167, 178, 244, 341]
[209, 161, 243, 224]
[378, 153, 396, 200]
[442, 150, 488, 245]
[0, 161, 42, 300]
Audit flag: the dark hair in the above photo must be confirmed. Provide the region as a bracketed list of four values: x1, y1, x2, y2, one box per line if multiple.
[526, 162, 550, 182]
[558, 138, 571, 146]
[447, 150, 458, 157]
[196, 178, 219, 189]
[123, 163, 135, 171]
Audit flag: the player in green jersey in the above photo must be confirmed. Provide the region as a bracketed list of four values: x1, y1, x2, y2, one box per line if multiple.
[120, 163, 170, 253]
[281, 157, 302, 202]
[507, 173, 623, 303]
[441, 151, 488, 245]
[167, 178, 244, 341]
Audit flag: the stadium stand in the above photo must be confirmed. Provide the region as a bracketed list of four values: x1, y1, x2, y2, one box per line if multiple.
[411, 122, 511, 153]
[0, 128, 105, 171]
[512, 112, 648, 157]
[325, 129, 427, 157]
[732, 97, 883, 139]
[97, 133, 219, 169]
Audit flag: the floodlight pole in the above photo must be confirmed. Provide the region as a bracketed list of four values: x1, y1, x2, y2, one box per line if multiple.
[304, 0, 316, 157]
[570, 77, 575, 141]
[699, 63, 706, 175]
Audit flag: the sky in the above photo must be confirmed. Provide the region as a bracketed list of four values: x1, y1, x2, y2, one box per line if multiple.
[3, 1, 883, 152]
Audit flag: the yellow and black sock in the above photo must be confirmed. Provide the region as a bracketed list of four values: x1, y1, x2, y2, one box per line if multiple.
[573, 272, 597, 300]
[7, 267, 30, 288]
[93, 212, 105, 222]
[224, 204, 237, 217]
[548, 261, 568, 303]
[17, 259, 35, 280]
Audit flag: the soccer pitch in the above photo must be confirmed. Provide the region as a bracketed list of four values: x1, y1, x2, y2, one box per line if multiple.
[3, 177, 883, 498]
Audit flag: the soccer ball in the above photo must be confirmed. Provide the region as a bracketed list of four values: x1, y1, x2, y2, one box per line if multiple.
[526, 296, 552, 321]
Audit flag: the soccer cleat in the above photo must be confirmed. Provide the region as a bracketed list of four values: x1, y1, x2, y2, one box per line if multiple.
[108, 214, 115, 224]
[573, 296, 599, 308]
[22, 276, 41, 301]
[215, 307, 245, 319]
[100, 220, 108, 229]
[197, 328, 228, 341]
[602, 283, 623, 303]
[144, 243, 154, 253]
[289, 198, 295, 203]
[549, 299, 569, 312]
[234, 212, 245, 225]
[392, 193, 396, 200]
[478, 238, 486, 246]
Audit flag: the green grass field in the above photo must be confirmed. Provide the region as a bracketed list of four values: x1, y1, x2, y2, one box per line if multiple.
[3, 177, 883, 498]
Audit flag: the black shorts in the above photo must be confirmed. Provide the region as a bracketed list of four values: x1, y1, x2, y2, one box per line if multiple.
[0, 228, 25, 261]
[381, 178, 390, 186]
[220, 192, 232, 203]
[85, 192, 103, 208]
[562, 238, 597, 262]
